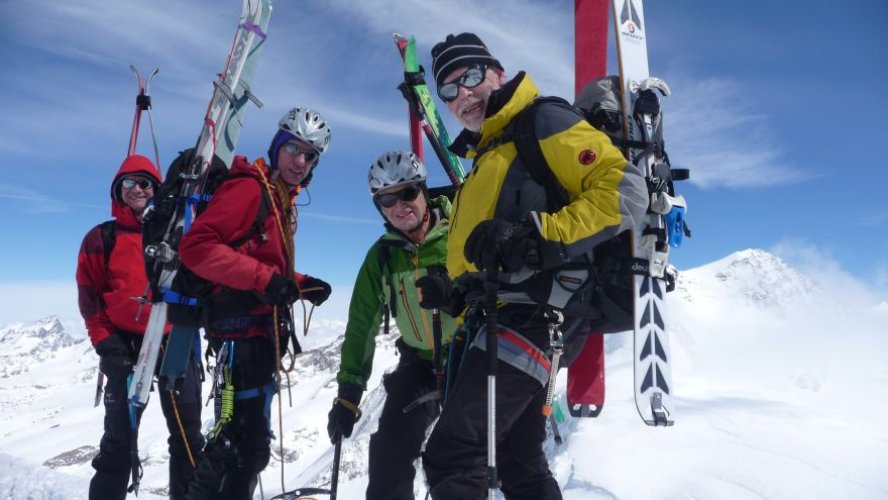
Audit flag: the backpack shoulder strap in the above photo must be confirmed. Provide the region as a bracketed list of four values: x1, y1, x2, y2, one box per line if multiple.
[376, 239, 396, 333]
[225, 174, 272, 248]
[99, 220, 116, 268]
[510, 97, 573, 211]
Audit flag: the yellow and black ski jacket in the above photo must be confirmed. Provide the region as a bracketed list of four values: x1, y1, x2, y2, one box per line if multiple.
[446, 72, 647, 282]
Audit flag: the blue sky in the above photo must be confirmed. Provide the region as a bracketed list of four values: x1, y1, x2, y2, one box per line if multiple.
[1, 0, 886, 307]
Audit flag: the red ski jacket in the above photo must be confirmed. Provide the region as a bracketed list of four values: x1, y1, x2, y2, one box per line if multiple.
[179, 156, 310, 339]
[77, 155, 162, 348]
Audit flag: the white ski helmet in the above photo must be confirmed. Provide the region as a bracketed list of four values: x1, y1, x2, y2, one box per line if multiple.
[268, 107, 332, 186]
[277, 107, 331, 154]
[368, 150, 427, 193]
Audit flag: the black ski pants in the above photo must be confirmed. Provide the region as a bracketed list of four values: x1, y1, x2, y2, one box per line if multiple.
[90, 341, 204, 500]
[186, 336, 276, 500]
[422, 312, 562, 500]
[366, 339, 440, 500]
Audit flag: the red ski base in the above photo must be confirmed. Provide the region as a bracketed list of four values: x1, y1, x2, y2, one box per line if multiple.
[566, 334, 605, 417]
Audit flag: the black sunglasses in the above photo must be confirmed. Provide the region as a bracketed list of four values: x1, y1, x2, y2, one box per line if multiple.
[375, 184, 423, 208]
[281, 142, 318, 163]
[121, 178, 153, 190]
[437, 64, 487, 103]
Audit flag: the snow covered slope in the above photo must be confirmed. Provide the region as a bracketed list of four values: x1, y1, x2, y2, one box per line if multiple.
[0, 249, 885, 499]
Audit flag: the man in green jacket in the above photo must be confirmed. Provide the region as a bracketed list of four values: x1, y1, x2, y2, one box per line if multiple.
[327, 150, 457, 499]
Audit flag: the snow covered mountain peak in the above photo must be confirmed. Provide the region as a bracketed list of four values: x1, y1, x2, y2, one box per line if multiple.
[0, 315, 66, 340]
[0, 315, 82, 378]
[683, 248, 823, 311]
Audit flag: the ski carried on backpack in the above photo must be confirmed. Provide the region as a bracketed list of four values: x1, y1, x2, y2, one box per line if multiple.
[612, 0, 689, 426]
[566, 0, 610, 419]
[393, 33, 466, 187]
[127, 65, 161, 167]
[126, 0, 273, 492]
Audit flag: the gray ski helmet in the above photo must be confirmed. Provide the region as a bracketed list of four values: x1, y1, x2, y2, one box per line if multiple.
[368, 150, 427, 193]
[277, 107, 331, 154]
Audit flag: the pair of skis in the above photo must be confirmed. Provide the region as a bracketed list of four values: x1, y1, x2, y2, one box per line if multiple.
[613, 0, 686, 427]
[575, 0, 681, 426]
[123, 0, 273, 494]
[393, 33, 466, 187]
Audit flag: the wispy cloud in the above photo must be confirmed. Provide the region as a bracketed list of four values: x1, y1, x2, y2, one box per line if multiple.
[1, 1, 230, 77]
[664, 77, 808, 189]
[770, 239, 882, 306]
[300, 212, 378, 225]
[2, 0, 806, 191]
[317, 0, 575, 96]
[316, 1, 805, 191]
[0, 184, 103, 214]
[857, 211, 888, 228]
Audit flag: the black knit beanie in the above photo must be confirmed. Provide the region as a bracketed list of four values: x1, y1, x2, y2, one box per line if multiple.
[431, 33, 503, 88]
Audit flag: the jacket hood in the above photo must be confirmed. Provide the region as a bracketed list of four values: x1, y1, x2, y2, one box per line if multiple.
[110, 154, 161, 222]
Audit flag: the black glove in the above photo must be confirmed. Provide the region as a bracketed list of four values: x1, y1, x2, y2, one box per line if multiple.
[464, 218, 541, 272]
[416, 273, 466, 317]
[96, 335, 134, 376]
[326, 383, 363, 443]
[264, 273, 300, 305]
[300, 276, 332, 306]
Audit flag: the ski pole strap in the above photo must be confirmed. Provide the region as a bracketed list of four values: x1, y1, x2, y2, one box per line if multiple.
[333, 397, 362, 419]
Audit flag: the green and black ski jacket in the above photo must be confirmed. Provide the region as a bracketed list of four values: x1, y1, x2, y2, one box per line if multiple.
[336, 196, 456, 389]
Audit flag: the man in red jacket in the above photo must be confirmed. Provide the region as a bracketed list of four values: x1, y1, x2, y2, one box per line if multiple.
[180, 107, 333, 499]
[77, 154, 205, 500]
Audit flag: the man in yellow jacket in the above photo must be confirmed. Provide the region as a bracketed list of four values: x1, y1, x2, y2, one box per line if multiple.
[419, 33, 647, 499]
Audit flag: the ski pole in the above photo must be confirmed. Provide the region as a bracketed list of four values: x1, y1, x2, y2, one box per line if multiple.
[432, 308, 444, 392]
[483, 272, 500, 498]
[548, 414, 563, 446]
[94, 371, 104, 407]
[330, 438, 342, 500]
[125, 373, 143, 495]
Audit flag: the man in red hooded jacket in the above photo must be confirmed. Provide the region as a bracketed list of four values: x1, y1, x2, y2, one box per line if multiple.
[77, 154, 205, 499]
[180, 107, 333, 499]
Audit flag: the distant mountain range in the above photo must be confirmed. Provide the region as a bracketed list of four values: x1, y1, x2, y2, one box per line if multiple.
[1, 249, 885, 499]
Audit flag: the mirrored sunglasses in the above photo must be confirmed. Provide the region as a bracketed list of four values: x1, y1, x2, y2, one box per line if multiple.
[438, 64, 487, 103]
[281, 142, 318, 162]
[375, 184, 423, 208]
[121, 178, 153, 190]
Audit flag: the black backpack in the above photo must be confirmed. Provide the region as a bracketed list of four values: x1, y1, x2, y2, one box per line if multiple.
[142, 149, 271, 328]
